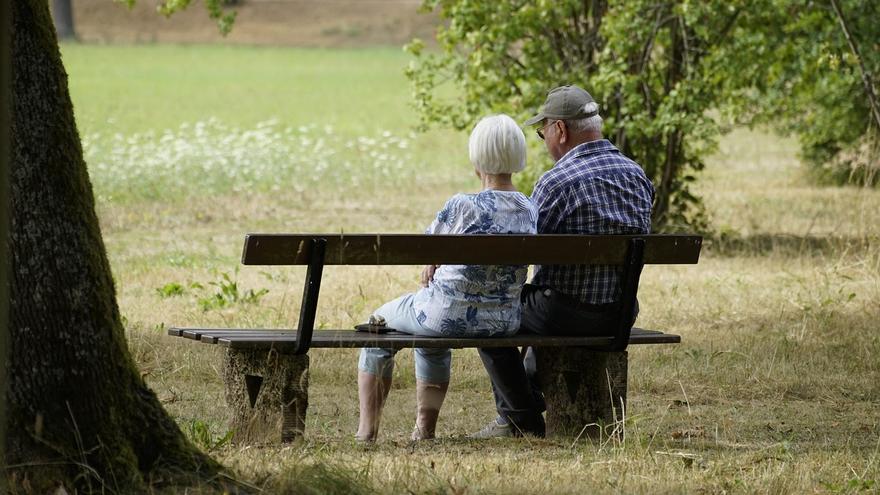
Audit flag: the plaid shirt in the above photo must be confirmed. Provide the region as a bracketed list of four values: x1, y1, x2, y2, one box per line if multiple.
[531, 139, 654, 305]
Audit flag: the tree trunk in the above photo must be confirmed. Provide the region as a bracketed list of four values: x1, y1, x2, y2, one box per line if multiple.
[1, 0, 12, 491]
[50, 0, 75, 41]
[652, 18, 685, 226]
[6, 0, 222, 490]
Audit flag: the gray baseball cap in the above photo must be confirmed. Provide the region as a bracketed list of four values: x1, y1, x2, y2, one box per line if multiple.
[524, 85, 598, 126]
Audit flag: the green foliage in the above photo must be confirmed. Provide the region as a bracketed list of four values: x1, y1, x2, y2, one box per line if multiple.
[187, 419, 233, 451]
[198, 270, 269, 311]
[710, 0, 880, 186]
[154, 273, 269, 311]
[407, 0, 880, 230]
[822, 478, 876, 493]
[200, 0, 237, 36]
[155, 282, 185, 298]
[118, 0, 237, 36]
[406, 0, 752, 231]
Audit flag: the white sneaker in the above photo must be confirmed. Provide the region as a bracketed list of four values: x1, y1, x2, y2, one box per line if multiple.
[468, 418, 513, 439]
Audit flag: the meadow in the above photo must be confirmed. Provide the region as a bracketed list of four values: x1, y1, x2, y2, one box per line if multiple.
[62, 43, 880, 493]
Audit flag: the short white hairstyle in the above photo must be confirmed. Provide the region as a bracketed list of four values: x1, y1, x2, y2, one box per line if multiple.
[564, 102, 603, 133]
[468, 114, 527, 174]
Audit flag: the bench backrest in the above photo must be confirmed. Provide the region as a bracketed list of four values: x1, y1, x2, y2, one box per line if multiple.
[242, 234, 702, 265]
[240, 233, 702, 355]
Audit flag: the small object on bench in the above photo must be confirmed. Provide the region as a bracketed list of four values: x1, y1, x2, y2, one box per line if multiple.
[168, 233, 701, 443]
[354, 315, 395, 334]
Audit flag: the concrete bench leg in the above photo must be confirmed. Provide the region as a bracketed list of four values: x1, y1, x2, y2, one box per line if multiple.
[535, 348, 627, 438]
[223, 348, 309, 443]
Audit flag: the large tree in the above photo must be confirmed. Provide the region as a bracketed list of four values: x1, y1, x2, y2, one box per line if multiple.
[2, 0, 11, 490]
[5, 0, 225, 491]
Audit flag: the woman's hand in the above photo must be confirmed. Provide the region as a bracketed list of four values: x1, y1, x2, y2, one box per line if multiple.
[420, 264, 439, 288]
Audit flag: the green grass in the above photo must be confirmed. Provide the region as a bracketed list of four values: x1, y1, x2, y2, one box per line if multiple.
[63, 44, 424, 134]
[63, 43, 468, 203]
[62, 43, 880, 493]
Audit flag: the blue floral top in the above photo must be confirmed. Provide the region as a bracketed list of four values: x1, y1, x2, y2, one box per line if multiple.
[411, 190, 538, 337]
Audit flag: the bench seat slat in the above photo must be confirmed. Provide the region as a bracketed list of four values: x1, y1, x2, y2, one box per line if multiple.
[242, 234, 702, 266]
[168, 327, 680, 350]
[177, 329, 294, 342]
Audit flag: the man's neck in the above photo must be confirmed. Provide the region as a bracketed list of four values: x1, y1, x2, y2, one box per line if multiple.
[569, 131, 603, 149]
[557, 132, 604, 161]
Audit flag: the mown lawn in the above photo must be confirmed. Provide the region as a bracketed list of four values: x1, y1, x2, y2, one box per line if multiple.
[64, 43, 880, 494]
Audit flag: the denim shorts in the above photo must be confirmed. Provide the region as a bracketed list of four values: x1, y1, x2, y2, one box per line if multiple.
[357, 293, 452, 383]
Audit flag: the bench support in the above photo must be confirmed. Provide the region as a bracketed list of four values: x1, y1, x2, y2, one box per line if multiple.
[536, 348, 627, 438]
[223, 348, 310, 443]
[292, 238, 326, 355]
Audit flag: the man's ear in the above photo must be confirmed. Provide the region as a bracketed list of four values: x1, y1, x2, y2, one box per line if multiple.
[557, 121, 568, 145]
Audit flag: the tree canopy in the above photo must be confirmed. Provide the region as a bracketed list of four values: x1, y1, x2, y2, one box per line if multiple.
[406, 0, 880, 230]
[723, 0, 879, 186]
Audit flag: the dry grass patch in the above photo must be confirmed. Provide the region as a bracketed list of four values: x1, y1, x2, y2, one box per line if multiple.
[110, 128, 880, 493]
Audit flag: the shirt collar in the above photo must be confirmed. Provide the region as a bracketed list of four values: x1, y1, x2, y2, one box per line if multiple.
[556, 139, 617, 166]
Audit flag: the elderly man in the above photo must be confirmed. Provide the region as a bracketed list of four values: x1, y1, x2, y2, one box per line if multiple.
[472, 85, 655, 438]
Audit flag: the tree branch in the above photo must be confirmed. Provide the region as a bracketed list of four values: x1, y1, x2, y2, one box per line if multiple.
[708, 8, 741, 48]
[830, 0, 880, 131]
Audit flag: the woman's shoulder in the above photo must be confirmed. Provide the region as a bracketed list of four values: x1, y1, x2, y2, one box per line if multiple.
[439, 193, 473, 213]
[445, 190, 535, 216]
[491, 190, 536, 209]
[443, 192, 484, 211]
[445, 192, 471, 203]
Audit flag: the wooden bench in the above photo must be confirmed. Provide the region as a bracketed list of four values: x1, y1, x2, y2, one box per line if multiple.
[168, 233, 702, 441]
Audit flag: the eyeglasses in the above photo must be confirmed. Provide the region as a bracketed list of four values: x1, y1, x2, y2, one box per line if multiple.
[536, 120, 559, 140]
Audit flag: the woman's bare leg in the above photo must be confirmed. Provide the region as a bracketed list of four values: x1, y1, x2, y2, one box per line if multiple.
[412, 380, 449, 440]
[356, 371, 393, 441]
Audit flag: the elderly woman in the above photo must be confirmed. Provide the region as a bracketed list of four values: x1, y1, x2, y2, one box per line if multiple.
[356, 114, 538, 442]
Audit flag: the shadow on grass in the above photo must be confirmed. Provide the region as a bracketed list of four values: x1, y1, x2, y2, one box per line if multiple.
[267, 462, 379, 495]
[705, 233, 875, 258]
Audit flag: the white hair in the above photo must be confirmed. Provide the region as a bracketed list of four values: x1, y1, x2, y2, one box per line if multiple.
[468, 114, 527, 174]
[564, 102, 603, 133]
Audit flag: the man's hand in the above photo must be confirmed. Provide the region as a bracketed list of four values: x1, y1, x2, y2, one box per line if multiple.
[420, 264, 439, 288]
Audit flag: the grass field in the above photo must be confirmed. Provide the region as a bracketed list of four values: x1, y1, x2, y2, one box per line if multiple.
[61, 43, 880, 493]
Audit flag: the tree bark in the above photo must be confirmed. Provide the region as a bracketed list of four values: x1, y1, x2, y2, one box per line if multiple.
[1, 0, 12, 491]
[652, 17, 685, 226]
[50, 0, 75, 41]
[6, 0, 222, 490]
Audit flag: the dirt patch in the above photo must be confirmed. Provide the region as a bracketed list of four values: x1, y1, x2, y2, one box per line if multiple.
[71, 0, 439, 47]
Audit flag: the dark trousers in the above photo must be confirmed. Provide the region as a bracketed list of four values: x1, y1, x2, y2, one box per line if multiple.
[478, 284, 634, 436]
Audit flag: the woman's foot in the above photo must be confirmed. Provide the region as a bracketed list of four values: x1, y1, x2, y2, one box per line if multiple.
[411, 425, 433, 441]
[411, 380, 449, 441]
[356, 371, 392, 442]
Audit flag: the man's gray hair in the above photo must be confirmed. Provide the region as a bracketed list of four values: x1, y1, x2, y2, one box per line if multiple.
[469, 114, 527, 174]
[564, 102, 603, 133]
